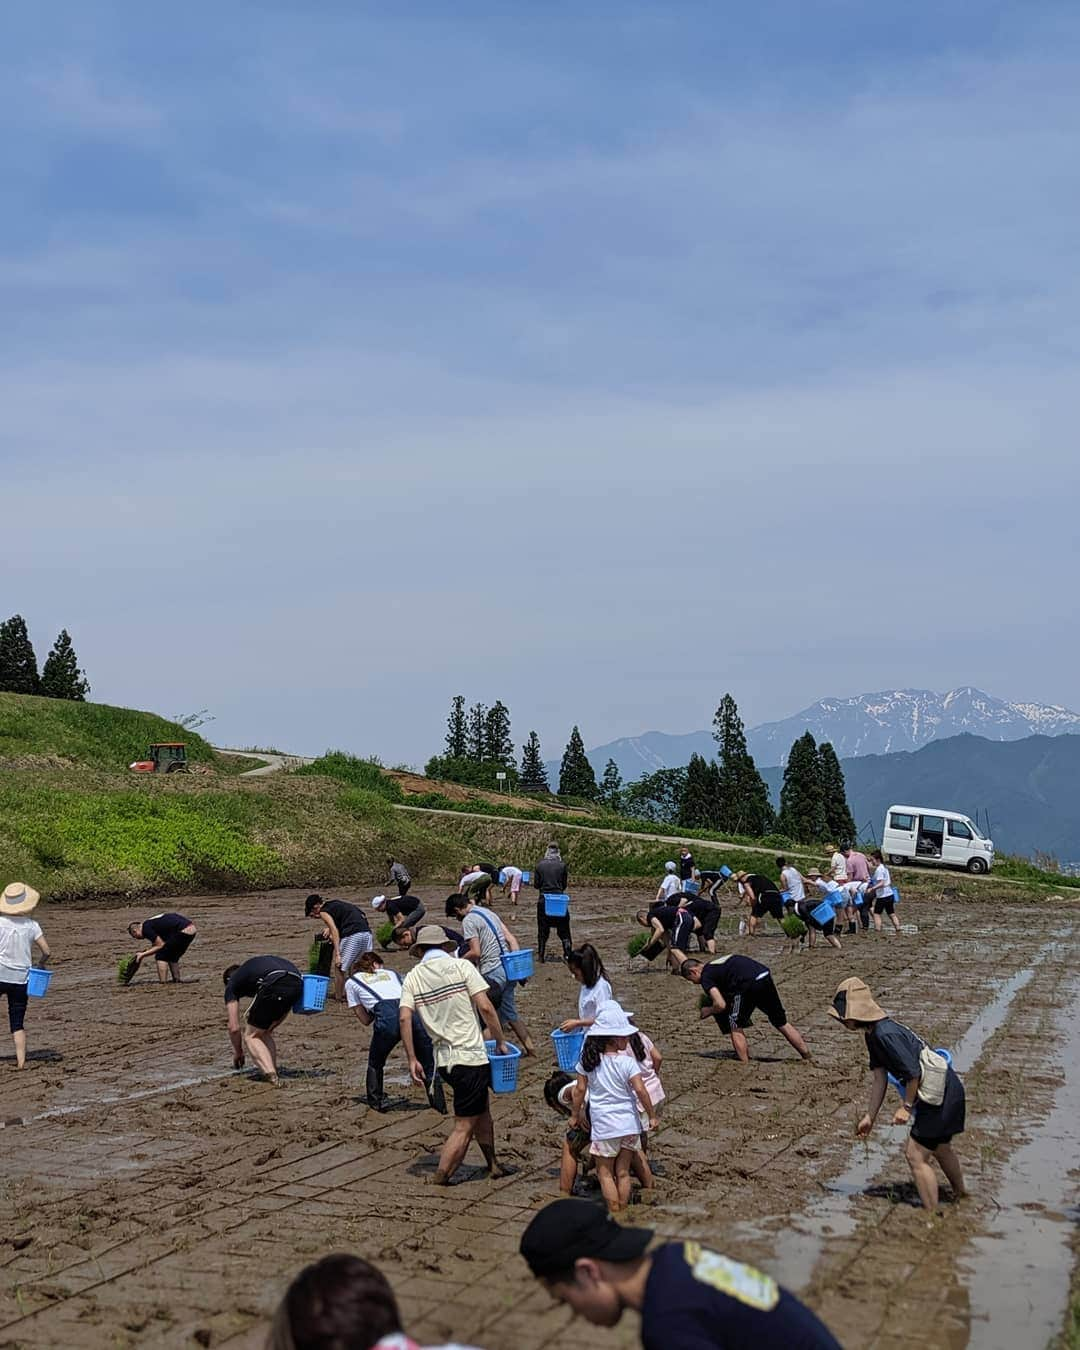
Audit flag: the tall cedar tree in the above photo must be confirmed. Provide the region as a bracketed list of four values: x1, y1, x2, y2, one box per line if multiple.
[819, 741, 857, 843]
[39, 629, 90, 701]
[519, 731, 550, 792]
[558, 726, 598, 799]
[483, 701, 514, 767]
[0, 615, 40, 694]
[711, 693, 775, 835]
[467, 702, 487, 762]
[445, 695, 468, 758]
[598, 759, 623, 811]
[778, 732, 827, 842]
[622, 767, 687, 824]
[679, 753, 720, 829]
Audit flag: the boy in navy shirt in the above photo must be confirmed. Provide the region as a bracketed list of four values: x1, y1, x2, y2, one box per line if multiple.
[680, 955, 811, 1064]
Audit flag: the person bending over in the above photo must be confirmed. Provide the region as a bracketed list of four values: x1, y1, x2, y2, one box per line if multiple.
[126, 912, 197, 984]
[373, 891, 427, 944]
[305, 895, 372, 1001]
[680, 956, 811, 1065]
[223, 955, 303, 1086]
[734, 872, 785, 936]
[346, 951, 444, 1114]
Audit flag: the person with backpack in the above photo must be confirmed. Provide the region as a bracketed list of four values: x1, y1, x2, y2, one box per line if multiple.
[345, 951, 444, 1114]
[829, 977, 966, 1211]
[533, 842, 573, 963]
[445, 893, 535, 1055]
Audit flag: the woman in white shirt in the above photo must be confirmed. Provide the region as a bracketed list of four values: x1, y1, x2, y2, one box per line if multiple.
[560, 944, 613, 1032]
[0, 882, 51, 1070]
[867, 850, 901, 934]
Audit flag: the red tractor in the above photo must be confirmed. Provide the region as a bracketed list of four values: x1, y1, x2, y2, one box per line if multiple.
[129, 742, 189, 774]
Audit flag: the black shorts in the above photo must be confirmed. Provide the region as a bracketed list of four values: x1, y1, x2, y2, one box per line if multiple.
[751, 892, 784, 922]
[670, 913, 695, 950]
[0, 982, 29, 1033]
[698, 907, 721, 943]
[156, 931, 195, 964]
[246, 972, 303, 1030]
[715, 975, 787, 1034]
[439, 1062, 491, 1118]
[873, 896, 895, 916]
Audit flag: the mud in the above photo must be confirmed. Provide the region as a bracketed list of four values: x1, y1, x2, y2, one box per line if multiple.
[0, 885, 1077, 1348]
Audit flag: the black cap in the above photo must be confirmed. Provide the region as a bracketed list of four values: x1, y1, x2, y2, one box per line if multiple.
[520, 1200, 653, 1278]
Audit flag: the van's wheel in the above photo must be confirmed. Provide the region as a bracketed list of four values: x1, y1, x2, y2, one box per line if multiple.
[888, 854, 905, 866]
[966, 856, 989, 874]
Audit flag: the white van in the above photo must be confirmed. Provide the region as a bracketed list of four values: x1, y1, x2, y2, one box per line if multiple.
[882, 805, 995, 874]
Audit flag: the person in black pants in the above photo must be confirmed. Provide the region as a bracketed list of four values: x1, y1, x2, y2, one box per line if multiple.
[533, 842, 572, 962]
[683, 892, 721, 953]
[681, 955, 812, 1064]
[345, 952, 444, 1113]
[127, 912, 197, 983]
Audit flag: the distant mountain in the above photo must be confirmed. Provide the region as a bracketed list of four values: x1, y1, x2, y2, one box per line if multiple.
[758, 733, 1080, 863]
[567, 688, 1080, 783]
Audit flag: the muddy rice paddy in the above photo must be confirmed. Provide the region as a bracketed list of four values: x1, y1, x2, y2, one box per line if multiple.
[1, 884, 1077, 1348]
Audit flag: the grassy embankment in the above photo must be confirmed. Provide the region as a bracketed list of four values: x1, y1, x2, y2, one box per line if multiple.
[1, 696, 1074, 902]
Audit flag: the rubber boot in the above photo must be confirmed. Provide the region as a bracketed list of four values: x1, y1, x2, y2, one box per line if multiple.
[538, 940, 548, 964]
[561, 939, 573, 962]
[366, 1064, 390, 1112]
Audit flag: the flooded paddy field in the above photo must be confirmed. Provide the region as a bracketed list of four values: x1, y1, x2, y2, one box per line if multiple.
[0, 884, 1077, 1348]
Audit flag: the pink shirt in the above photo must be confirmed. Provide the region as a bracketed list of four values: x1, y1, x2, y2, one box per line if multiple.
[845, 851, 871, 883]
[634, 1032, 666, 1106]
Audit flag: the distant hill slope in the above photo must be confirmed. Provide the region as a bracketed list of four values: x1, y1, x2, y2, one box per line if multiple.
[760, 733, 1080, 862]
[0, 692, 219, 770]
[575, 687, 1080, 781]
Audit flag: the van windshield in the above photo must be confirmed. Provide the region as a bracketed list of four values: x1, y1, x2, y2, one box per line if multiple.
[966, 819, 984, 839]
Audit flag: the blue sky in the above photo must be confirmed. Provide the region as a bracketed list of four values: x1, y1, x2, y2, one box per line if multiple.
[3, 3, 1079, 764]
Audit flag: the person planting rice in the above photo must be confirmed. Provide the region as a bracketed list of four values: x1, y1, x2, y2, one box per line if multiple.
[223, 955, 303, 1086]
[0, 882, 51, 1071]
[500, 864, 524, 906]
[866, 850, 903, 934]
[399, 926, 511, 1185]
[777, 856, 805, 909]
[372, 891, 427, 943]
[458, 865, 493, 904]
[304, 895, 372, 1000]
[680, 956, 811, 1064]
[682, 892, 721, 954]
[346, 951, 445, 1114]
[735, 872, 785, 936]
[829, 977, 966, 1211]
[125, 911, 197, 984]
[561, 943, 613, 1032]
[520, 1199, 842, 1348]
[696, 869, 729, 902]
[545, 1070, 595, 1196]
[570, 1004, 657, 1214]
[395, 924, 468, 957]
[534, 843, 573, 963]
[635, 905, 699, 972]
[799, 873, 843, 951]
[445, 892, 535, 1055]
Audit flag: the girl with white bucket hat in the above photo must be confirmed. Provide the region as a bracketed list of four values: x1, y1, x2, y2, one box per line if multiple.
[0, 883, 51, 1070]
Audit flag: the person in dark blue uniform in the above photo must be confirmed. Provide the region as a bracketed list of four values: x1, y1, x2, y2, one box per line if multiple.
[222, 956, 303, 1086]
[127, 912, 198, 983]
[681, 955, 811, 1064]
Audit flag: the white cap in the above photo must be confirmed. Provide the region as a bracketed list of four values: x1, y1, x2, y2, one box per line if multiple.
[664, 861, 677, 872]
[371, 895, 387, 910]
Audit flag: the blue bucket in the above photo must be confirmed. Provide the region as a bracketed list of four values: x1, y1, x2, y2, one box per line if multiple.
[498, 869, 507, 885]
[781, 890, 792, 902]
[892, 887, 901, 905]
[521, 870, 531, 884]
[486, 1039, 523, 1093]
[682, 879, 700, 895]
[543, 893, 570, 917]
[551, 1028, 586, 1072]
[292, 973, 329, 1015]
[889, 1047, 951, 1100]
[811, 901, 835, 926]
[27, 968, 52, 998]
[719, 865, 733, 879]
[501, 948, 534, 980]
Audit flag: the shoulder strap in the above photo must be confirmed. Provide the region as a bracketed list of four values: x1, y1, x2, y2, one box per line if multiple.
[474, 907, 508, 953]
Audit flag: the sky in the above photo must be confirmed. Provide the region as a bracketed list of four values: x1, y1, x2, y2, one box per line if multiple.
[3, 2, 1079, 766]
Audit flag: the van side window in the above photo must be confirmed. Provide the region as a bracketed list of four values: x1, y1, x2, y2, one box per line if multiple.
[921, 815, 946, 834]
[890, 813, 915, 831]
[948, 820, 972, 839]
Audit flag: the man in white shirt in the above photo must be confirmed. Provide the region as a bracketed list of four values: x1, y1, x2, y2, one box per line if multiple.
[400, 926, 510, 1185]
[776, 856, 806, 907]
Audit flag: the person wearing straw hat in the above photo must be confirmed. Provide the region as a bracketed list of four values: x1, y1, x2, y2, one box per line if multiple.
[680, 955, 812, 1064]
[519, 1198, 842, 1348]
[398, 925, 511, 1185]
[0, 883, 51, 1071]
[829, 977, 967, 1211]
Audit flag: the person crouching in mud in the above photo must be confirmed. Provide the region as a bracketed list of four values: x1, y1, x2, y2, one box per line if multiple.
[680, 955, 812, 1065]
[223, 956, 303, 1087]
[829, 977, 967, 1211]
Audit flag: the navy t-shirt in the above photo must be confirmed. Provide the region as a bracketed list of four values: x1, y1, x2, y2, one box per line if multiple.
[866, 1018, 923, 1083]
[700, 955, 770, 999]
[641, 1242, 841, 1349]
[322, 899, 369, 937]
[679, 853, 695, 880]
[142, 913, 190, 943]
[386, 895, 420, 920]
[224, 956, 300, 1003]
[653, 904, 684, 932]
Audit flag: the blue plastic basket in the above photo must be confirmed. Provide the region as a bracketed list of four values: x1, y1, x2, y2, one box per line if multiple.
[498, 869, 507, 885]
[719, 865, 733, 879]
[293, 973, 329, 1015]
[889, 1046, 950, 1099]
[811, 901, 835, 926]
[501, 948, 534, 980]
[485, 1039, 523, 1093]
[26, 967, 52, 998]
[543, 892, 570, 917]
[550, 1028, 586, 1072]
[892, 887, 901, 905]
[682, 879, 700, 895]
[781, 890, 792, 902]
[521, 870, 531, 884]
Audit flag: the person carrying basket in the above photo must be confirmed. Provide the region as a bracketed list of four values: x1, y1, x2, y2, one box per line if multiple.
[533, 843, 573, 963]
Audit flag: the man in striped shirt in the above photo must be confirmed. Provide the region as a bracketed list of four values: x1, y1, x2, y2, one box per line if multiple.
[400, 926, 510, 1185]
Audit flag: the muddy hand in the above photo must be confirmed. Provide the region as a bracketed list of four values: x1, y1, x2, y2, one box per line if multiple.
[857, 1114, 873, 1137]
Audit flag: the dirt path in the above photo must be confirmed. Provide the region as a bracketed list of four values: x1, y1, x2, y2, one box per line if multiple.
[213, 748, 315, 777]
[0, 886, 1076, 1348]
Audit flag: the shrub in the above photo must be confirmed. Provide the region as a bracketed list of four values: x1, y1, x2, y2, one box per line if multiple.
[296, 753, 404, 802]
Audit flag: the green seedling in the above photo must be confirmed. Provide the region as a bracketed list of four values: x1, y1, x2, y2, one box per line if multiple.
[376, 921, 396, 948]
[627, 932, 649, 959]
[117, 955, 138, 985]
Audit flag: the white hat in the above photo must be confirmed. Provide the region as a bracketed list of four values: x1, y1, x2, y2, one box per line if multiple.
[371, 895, 387, 910]
[1, 882, 40, 915]
[664, 861, 677, 872]
[585, 1003, 637, 1038]
[557, 1081, 575, 1110]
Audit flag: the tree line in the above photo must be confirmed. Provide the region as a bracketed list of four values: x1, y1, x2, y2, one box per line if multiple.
[427, 691, 857, 847]
[0, 615, 90, 701]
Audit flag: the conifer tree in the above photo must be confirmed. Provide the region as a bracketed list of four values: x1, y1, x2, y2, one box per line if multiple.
[445, 695, 468, 758]
[519, 731, 550, 792]
[819, 741, 857, 843]
[778, 731, 826, 842]
[483, 701, 514, 767]
[711, 693, 775, 835]
[558, 725, 598, 799]
[467, 701, 487, 762]
[679, 753, 718, 829]
[622, 767, 687, 824]
[0, 615, 40, 694]
[598, 759, 623, 812]
[39, 629, 90, 701]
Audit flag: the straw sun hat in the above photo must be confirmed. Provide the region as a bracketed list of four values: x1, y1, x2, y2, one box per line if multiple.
[0, 882, 40, 915]
[828, 977, 887, 1023]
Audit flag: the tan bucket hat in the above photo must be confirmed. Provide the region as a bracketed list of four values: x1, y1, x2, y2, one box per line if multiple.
[413, 924, 456, 949]
[828, 977, 886, 1023]
[1, 882, 40, 915]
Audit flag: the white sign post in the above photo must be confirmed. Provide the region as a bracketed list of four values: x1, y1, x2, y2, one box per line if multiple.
[496, 771, 507, 793]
